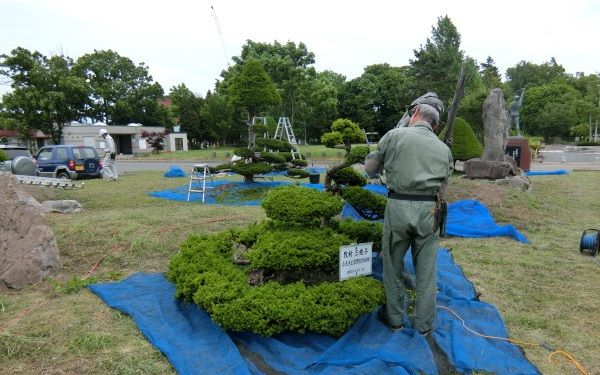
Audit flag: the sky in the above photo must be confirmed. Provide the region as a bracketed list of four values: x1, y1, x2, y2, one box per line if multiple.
[1, 0, 599, 97]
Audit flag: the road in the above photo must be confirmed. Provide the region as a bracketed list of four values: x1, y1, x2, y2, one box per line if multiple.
[114, 145, 600, 173]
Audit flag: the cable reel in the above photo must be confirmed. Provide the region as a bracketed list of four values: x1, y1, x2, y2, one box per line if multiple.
[579, 229, 599, 256]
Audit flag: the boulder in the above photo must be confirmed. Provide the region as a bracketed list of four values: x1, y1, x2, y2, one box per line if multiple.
[463, 155, 519, 179]
[495, 175, 531, 191]
[41, 200, 82, 213]
[0, 172, 62, 290]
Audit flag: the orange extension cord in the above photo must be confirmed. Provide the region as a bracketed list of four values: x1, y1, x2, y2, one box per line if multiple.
[436, 305, 590, 375]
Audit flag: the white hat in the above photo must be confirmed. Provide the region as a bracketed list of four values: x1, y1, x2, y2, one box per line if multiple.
[99, 129, 108, 136]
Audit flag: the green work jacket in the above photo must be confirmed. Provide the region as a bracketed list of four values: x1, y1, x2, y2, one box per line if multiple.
[375, 121, 453, 194]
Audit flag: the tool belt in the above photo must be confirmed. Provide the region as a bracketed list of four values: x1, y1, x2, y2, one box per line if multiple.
[387, 189, 448, 237]
[387, 190, 436, 201]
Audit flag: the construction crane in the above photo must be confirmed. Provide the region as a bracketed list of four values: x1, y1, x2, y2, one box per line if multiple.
[210, 5, 230, 68]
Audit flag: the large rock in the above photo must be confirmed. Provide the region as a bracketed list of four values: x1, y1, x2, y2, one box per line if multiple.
[482, 88, 509, 161]
[463, 155, 519, 179]
[0, 172, 62, 290]
[41, 200, 82, 213]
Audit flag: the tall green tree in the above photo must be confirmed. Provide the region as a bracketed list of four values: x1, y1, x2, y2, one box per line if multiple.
[480, 56, 502, 90]
[169, 84, 206, 147]
[200, 90, 242, 146]
[72, 49, 169, 126]
[228, 59, 281, 146]
[409, 15, 463, 103]
[339, 64, 412, 136]
[0, 47, 89, 143]
[505, 58, 568, 93]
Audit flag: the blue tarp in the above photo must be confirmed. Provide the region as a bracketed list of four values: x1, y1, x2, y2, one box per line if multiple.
[89, 249, 539, 374]
[341, 185, 529, 243]
[164, 166, 187, 178]
[525, 169, 568, 176]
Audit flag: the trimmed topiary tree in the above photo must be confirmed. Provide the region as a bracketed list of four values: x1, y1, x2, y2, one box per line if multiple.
[439, 117, 483, 165]
[167, 185, 385, 337]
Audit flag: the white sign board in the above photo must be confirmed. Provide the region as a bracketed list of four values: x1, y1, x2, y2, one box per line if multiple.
[139, 139, 147, 150]
[339, 242, 373, 281]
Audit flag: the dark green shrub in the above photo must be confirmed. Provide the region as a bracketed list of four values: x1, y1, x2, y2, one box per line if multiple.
[290, 159, 308, 167]
[345, 145, 370, 164]
[251, 124, 269, 136]
[279, 152, 293, 162]
[287, 168, 309, 179]
[321, 132, 343, 148]
[233, 147, 255, 159]
[249, 228, 350, 272]
[262, 185, 344, 226]
[439, 117, 483, 162]
[332, 218, 383, 252]
[255, 138, 292, 152]
[209, 163, 233, 173]
[342, 186, 386, 220]
[0, 149, 8, 162]
[331, 167, 367, 187]
[231, 162, 272, 181]
[260, 152, 286, 164]
[168, 231, 385, 337]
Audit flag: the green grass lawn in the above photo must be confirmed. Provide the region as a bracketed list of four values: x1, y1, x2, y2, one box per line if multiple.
[1, 171, 599, 374]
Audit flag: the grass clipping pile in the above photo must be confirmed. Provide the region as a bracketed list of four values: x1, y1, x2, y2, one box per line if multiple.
[168, 185, 384, 336]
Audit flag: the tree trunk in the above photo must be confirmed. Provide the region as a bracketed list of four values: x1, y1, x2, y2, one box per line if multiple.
[444, 65, 467, 146]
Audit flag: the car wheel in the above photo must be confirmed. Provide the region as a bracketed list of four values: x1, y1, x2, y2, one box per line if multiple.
[57, 171, 70, 179]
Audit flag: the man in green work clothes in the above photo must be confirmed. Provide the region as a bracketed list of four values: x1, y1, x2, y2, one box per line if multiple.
[365, 93, 453, 335]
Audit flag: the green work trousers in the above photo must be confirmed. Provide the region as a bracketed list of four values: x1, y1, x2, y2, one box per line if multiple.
[381, 198, 438, 332]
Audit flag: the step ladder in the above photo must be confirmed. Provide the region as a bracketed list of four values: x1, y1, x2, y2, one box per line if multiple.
[274, 117, 302, 159]
[187, 164, 213, 203]
[14, 174, 84, 188]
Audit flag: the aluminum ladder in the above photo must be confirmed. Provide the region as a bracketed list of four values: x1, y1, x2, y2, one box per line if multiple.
[187, 164, 213, 202]
[14, 174, 84, 188]
[274, 117, 302, 159]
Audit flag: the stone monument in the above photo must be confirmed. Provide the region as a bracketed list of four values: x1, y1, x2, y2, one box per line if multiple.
[507, 90, 524, 136]
[463, 89, 530, 190]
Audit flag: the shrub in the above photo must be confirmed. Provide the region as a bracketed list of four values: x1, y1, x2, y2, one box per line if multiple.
[342, 186, 386, 220]
[255, 138, 292, 152]
[248, 228, 350, 272]
[260, 152, 286, 164]
[287, 168, 309, 179]
[346, 145, 370, 165]
[0, 149, 8, 162]
[230, 162, 272, 182]
[331, 167, 367, 187]
[290, 159, 308, 167]
[439, 117, 483, 162]
[168, 231, 385, 337]
[251, 124, 269, 136]
[262, 185, 344, 226]
[321, 132, 343, 148]
[332, 218, 383, 252]
[209, 163, 233, 173]
[233, 147, 255, 159]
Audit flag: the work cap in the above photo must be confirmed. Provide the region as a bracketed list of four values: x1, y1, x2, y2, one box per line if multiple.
[396, 92, 444, 128]
[99, 129, 108, 135]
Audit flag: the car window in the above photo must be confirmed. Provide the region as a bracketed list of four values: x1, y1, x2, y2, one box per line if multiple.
[73, 147, 97, 159]
[55, 147, 68, 160]
[37, 149, 53, 161]
[4, 149, 32, 159]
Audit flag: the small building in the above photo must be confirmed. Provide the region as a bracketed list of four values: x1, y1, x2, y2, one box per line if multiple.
[62, 123, 188, 155]
[0, 129, 50, 150]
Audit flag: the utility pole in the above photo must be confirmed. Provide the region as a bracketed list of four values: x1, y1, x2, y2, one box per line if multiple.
[210, 5, 230, 68]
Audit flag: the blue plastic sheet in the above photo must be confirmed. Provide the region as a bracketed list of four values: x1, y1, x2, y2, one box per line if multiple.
[89, 249, 540, 375]
[524, 169, 568, 176]
[445, 200, 529, 243]
[164, 165, 187, 178]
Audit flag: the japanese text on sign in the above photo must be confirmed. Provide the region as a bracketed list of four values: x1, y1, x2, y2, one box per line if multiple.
[339, 242, 373, 281]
